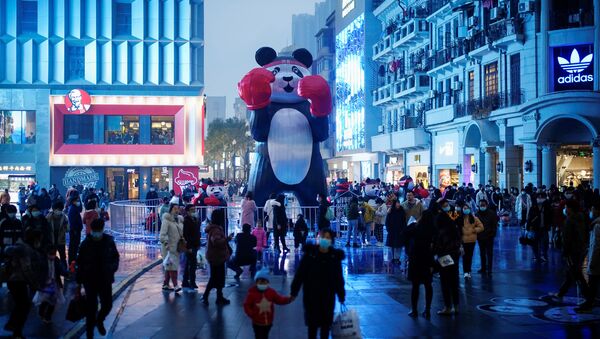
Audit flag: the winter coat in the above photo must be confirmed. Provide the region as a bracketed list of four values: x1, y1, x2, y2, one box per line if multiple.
[385, 207, 407, 248]
[46, 211, 69, 246]
[83, 210, 99, 235]
[37, 193, 51, 211]
[159, 213, 184, 270]
[476, 209, 497, 241]
[233, 232, 257, 266]
[515, 193, 532, 221]
[587, 217, 600, 276]
[562, 213, 588, 260]
[317, 200, 331, 230]
[76, 233, 120, 285]
[362, 203, 375, 223]
[293, 217, 309, 239]
[263, 199, 280, 230]
[402, 200, 424, 223]
[205, 223, 231, 266]
[23, 216, 52, 250]
[273, 204, 288, 232]
[0, 217, 23, 252]
[183, 215, 201, 249]
[67, 203, 83, 233]
[475, 191, 487, 206]
[404, 209, 437, 283]
[0, 191, 9, 205]
[374, 203, 388, 225]
[460, 215, 484, 244]
[158, 203, 170, 219]
[244, 286, 292, 326]
[4, 242, 45, 289]
[291, 244, 345, 327]
[252, 227, 267, 252]
[241, 199, 257, 228]
[346, 201, 359, 220]
[434, 212, 462, 258]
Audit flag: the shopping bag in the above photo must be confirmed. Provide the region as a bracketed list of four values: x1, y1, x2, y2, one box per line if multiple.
[66, 295, 86, 322]
[332, 304, 362, 339]
[437, 255, 455, 267]
[162, 252, 177, 270]
[196, 250, 207, 270]
[325, 206, 335, 221]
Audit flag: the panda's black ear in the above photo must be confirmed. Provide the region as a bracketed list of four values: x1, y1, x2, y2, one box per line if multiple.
[255, 47, 277, 66]
[292, 48, 313, 68]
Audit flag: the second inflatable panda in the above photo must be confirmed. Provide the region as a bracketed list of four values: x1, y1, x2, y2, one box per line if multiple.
[238, 47, 331, 207]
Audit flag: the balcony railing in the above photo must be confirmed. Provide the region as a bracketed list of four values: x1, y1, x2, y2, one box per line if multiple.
[488, 18, 523, 42]
[430, 41, 467, 68]
[466, 30, 488, 52]
[455, 89, 525, 119]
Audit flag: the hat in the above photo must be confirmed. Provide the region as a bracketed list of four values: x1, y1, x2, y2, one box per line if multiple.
[254, 269, 270, 282]
[169, 196, 180, 205]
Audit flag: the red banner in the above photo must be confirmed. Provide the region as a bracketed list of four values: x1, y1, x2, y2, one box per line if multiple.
[173, 167, 199, 195]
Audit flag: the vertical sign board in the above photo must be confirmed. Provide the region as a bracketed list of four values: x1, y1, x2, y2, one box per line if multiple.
[173, 167, 199, 195]
[551, 44, 594, 92]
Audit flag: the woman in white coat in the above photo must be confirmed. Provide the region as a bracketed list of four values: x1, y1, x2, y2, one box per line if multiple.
[160, 201, 184, 292]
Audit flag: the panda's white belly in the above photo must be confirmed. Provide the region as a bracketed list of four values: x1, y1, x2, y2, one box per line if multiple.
[268, 108, 313, 185]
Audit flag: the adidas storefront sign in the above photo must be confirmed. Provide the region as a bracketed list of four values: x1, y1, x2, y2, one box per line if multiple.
[557, 73, 593, 84]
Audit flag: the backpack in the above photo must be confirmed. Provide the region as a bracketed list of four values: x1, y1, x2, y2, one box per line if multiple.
[325, 206, 335, 221]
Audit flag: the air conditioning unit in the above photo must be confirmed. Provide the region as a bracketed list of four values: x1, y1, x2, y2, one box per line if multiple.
[468, 16, 479, 28]
[428, 90, 437, 98]
[452, 81, 463, 91]
[457, 26, 468, 38]
[377, 125, 384, 133]
[518, 0, 534, 13]
[490, 7, 505, 20]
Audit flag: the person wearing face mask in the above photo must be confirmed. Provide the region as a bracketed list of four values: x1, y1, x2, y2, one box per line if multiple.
[459, 203, 483, 279]
[0, 204, 24, 260]
[535, 193, 553, 262]
[182, 204, 201, 289]
[402, 191, 424, 224]
[67, 195, 83, 266]
[23, 205, 52, 253]
[576, 202, 600, 313]
[46, 201, 69, 269]
[434, 199, 461, 315]
[76, 219, 120, 339]
[515, 189, 532, 229]
[244, 269, 293, 339]
[291, 228, 345, 339]
[476, 200, 497, 275]
[145, 185, 159, 201]
[159, 201, 184, 292]
[203, 208, 233, 305]
[83, 200, 100, 236]
[475, 187, 487, 206]
[549, 200, 589, 301]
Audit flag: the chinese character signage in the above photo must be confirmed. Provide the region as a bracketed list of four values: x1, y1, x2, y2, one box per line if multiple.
[551, 44, 594, 92]
[65, 89, 92, 113]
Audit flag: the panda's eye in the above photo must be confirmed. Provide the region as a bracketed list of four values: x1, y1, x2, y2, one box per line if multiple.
[292, 66, 304, 78]
[272, 67, 280, 76]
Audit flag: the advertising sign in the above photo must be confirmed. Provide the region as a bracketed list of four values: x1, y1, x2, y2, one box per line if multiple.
[173, 167, 199, 195]
[65, 89, 92, 113]
[435, 132, 459, 165]
[551, 44, 594, 92]
[62, 167, 100, 189]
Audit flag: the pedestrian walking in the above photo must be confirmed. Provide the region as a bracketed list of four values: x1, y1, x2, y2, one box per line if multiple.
[0, 205, 23, 258]
[386, 200, 407, 264]
[36, 246, 65, 324]
[291, 228, 345, 339]
[402, 191, 424, 223]
[576, 201, 600, 313]
[160, 201, 184, 292]
[67, 195, 83, 266]
[515, 189, 532, 228]
[476, 200, 497, 275]
[263, 194, 281, 246]
[273, 194, 290, 253]
[244, 269, 293, 339]
[76, 218, 120, 339]
[23, 205, 52, 251]
[46, 201, 69, 270]
[202, 208, 232, 305]
[182, 204, 201, 289]
[459, 203, 483, 279]
[434, 199, 462, 315]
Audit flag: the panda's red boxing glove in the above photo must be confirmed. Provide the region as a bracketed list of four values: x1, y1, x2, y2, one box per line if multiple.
[238, 68, 275, 110]
[298, 75, 332, 117]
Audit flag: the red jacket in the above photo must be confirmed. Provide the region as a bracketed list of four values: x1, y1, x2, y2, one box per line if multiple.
[243, 286, 292, 326]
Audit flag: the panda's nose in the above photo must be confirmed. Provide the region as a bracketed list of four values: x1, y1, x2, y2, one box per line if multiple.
[283, 76, 293, 82]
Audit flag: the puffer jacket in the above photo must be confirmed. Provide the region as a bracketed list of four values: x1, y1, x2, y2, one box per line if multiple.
[205, 223, 231, 265]
[362, 203, 375, 223]
[374, 203, 388, 225]
[46, 211, 69, 246]
[587, 217, 600, 276]
[460, 215, 484, 244]
[160, 213, 184, 270]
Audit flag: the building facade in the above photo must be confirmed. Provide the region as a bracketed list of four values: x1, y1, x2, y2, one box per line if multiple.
[367, 0, 600, 190]
[0, 0, 205, 200]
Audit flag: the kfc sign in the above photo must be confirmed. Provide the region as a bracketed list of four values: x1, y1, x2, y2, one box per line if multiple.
[173, 167, 199, 195]
[65, 89, 92, 113]
[552, 44, 594, 92]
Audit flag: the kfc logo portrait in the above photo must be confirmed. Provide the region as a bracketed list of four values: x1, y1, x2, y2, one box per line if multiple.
[65, 89, 92, 114]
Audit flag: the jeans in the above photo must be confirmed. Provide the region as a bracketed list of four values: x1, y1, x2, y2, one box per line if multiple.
[252, 324, 272, 339]
[182, 249, 198, 287]
[84, 282, 113, 339]
[439, 255, 460, 308]
[346, 219, 359, 244]
[68, 229, 82, 265]
[374, 223, 384, 243]
[462, 242, 476, 274]
[532, 230, 549, 260]
[477, 238, 494, 272]
[411, 281, 433, 312]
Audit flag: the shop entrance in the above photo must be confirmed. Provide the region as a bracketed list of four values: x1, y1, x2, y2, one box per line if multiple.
[557, 146, 592, 187]
[106, 168, 139, 200]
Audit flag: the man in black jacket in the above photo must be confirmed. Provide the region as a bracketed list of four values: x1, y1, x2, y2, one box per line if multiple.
[476, 199, 498, 275]
[76, 219, 119, 339]
[227, 223, 257, 279]
[0, 205, 23, 258]
[182, 204, 201, 289]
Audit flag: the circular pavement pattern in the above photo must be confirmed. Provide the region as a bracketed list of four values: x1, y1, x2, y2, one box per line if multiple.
[491, 298, 549, 307]
[534, 306, 600, 324]
[478, 304, 535, 314]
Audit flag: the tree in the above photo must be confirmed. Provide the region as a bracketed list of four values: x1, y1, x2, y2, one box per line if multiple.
[205, 117, 254, 180]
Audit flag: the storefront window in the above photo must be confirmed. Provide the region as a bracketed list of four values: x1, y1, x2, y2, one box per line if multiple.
[0, 111, 36, 144]
[151, 117, 175, 144]
[64, 115, 94, 144]
[105, 116, 140, 144]
[151, 167, 172, 192]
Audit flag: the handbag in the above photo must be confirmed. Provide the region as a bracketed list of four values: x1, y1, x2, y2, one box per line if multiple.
[437, 255, 455, 267]
[332, 304, 362, 339]
[66, 295, 87, 322]
[176, 225, 188, 253]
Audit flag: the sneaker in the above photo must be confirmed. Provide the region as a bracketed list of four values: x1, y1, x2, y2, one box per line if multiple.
[162, 285, 173, 291]
[408, 310, 418, 318]
[464, 273, 471, 279]
[174, 286, 182, 293]
[97, 321, 107, 336]
[437, 308, 452, 316]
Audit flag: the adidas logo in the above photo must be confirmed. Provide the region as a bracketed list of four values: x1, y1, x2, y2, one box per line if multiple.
[557, 49, 593, 84]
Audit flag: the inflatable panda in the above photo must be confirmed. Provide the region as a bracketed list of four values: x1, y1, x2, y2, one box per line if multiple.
[238, 47, 331, 207]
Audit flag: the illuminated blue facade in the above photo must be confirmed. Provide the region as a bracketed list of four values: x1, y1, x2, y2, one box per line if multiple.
[335, 14, 365, 152]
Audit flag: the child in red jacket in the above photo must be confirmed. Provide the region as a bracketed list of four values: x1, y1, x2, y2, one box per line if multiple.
[243, 269, 293, 339]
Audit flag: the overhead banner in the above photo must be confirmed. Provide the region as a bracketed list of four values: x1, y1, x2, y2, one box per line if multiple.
[551, 43, 594, 92]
